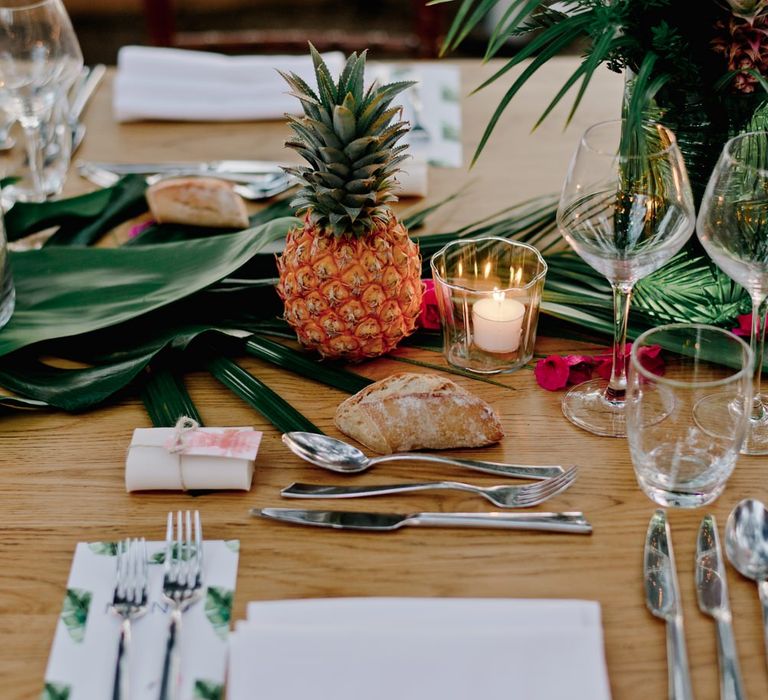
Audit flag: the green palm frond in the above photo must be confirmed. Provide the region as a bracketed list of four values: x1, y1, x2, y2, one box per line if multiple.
[141, 364, 203, 427]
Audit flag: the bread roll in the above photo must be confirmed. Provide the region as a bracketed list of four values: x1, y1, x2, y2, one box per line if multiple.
[334, 372, 504, 454]
[146, 176, 249, 229]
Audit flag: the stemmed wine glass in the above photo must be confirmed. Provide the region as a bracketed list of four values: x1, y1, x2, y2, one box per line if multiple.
[697, 130, 768, 454]
[0, 0, 82, 202]
[557, 119, 696, 437]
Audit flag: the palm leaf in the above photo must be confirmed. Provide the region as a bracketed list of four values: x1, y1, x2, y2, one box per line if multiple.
[141, 364, 203, 427]
[244, 336, 372, 393]
[206, 354, 322, 434]
[0, 218, 296, 357]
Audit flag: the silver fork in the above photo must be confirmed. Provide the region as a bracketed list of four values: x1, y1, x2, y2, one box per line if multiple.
[281, 467, 578, 508]
[159, 511, 204, 700]
[110, 537, 148, 700]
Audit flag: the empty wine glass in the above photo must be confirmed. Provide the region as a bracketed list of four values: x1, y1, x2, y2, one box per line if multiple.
[0, 0, 82, 202]
[557, 119, 696, 437]
[697, 130, 768, 454]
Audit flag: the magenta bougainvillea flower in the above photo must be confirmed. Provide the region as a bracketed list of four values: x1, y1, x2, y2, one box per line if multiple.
[534, 355, 572, 391]
[732, 313, 756, 337]
[534, 344, 664, 391]
[418, 279, 442, 331]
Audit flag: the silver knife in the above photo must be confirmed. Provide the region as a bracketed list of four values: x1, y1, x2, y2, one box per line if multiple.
[696, 514, 746, 700]
[254, 508, 593, 534]
[644, 509, 694, 700]
[78, 159, 286, 176]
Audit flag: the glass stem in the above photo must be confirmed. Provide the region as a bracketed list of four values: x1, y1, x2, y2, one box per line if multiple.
[20, 120, 45, 203]
[749, 294, 768, 422]
[605, 282, 633, 403]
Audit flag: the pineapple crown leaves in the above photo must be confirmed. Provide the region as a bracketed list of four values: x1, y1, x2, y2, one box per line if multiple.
[281, 44, 415, 237]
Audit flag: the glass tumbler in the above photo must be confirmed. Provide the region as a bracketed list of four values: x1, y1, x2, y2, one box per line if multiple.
[626, 324, 752, 508]
[430, 237, 547, 374]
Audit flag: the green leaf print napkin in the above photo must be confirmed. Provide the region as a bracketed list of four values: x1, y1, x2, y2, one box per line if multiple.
[42, 540, 239, 700]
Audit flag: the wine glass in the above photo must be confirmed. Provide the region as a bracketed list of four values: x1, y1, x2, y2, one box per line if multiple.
[0, 0, 82, 202]
[557, 119, 696, 437]
[697, 130, 768, 454]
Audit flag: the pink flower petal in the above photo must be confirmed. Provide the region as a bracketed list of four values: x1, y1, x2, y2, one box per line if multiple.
[732, 314, 754, 337]
[567, 360, 594, 385]
[418, 279, 442, 330]
[534, 355, 571, 391]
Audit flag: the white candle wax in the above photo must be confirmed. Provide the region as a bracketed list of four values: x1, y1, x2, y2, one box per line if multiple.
[472, 293, 525, 353]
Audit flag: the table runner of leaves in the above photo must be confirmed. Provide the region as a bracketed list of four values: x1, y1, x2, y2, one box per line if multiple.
[0, 176, 750, 430]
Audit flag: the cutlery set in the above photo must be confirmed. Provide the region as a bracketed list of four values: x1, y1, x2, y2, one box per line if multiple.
[255, 431, 589, 534]
[644, 502, 768, 700]
[77, 159, 296, 201]
[110, 511, 204, 700]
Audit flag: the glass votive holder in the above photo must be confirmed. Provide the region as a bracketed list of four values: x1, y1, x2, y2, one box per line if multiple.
[430, 237, 547, 374]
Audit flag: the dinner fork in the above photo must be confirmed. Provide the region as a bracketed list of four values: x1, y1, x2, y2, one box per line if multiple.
[281, 467, 578, 508]
[110, 537, 148, 700]
[159, 511, 205, 700]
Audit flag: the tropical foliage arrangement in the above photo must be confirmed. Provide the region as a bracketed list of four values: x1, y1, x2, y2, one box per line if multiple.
[433, 0, 768, 185]
[0, 23, 765, 427]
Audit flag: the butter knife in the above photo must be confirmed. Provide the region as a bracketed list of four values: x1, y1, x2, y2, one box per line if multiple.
[78, 159, 285, 176]
[696, 514, 745, 700]
[644, 509, 693, 700]
[254, 508, 593, 533]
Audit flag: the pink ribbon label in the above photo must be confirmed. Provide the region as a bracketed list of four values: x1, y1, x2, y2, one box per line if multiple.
[165, 427, 262, 460]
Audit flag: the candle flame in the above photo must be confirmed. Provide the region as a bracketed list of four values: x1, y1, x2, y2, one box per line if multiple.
[483, 261, 492, 279]
[492, 288, 505, 303]
[457, 260, 463, 277]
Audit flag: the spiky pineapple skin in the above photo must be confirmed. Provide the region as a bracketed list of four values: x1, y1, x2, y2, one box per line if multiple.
[277, 212, 422, 361]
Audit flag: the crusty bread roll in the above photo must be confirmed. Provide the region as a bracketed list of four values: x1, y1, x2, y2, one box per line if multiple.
[334, 372, 504, 454]
[146, 176, 249, 229]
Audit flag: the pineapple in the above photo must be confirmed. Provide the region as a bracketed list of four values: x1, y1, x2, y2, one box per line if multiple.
[276, 46, 423, 361]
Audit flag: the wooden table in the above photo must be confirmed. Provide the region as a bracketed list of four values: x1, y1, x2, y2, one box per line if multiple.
[2, 57, 766, 700]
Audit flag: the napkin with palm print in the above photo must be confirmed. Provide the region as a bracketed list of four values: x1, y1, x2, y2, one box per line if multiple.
[42, 540, 239, 700]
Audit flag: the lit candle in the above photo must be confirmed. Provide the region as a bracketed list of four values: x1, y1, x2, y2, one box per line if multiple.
[472, 290, 525, 353]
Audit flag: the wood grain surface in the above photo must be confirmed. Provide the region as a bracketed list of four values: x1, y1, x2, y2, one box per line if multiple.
[2, 58, 766, 700]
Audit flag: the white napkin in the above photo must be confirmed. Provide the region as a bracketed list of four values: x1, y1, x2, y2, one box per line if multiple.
[125, 425, 261, 492]
[43, 540, 240, 700]
[113, 46, 345, 122]
[229, 598, 612, 699]
[113, 48, 462, 167]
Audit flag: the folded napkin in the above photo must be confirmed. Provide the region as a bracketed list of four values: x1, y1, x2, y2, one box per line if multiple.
[125, 420, 262, 492]
[113, 46, 345, 122]
[113, 48, 463, 167]
[43, 540, 239, 700]
[229, 598, 612, 699]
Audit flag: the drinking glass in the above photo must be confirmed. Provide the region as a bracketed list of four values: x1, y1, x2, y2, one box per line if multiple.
[0, 0, 82, 202]
[697, 131, 768, 454]
[626, 324, 752, 508]
[557, 119, 696, 437]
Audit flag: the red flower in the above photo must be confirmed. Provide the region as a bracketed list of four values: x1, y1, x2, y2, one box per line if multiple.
[418, 279, 442, 330]
[637, 344, 665, 377]
[732, 314, 754, 337]
[534, 355, 572, 391]
[566, 356, 595, 385]
[534, 344, 664, 391]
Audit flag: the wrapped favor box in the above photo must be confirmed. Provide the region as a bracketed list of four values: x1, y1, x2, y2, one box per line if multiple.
[126, 423, 262, 492]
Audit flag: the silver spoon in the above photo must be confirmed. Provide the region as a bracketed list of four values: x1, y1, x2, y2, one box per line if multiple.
[725, 498, 768, 667]
[281, 432, 568, 480]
